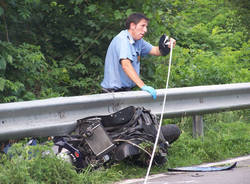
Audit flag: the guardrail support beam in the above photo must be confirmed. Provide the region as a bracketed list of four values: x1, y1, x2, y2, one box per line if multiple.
[193, 115, 204, 138]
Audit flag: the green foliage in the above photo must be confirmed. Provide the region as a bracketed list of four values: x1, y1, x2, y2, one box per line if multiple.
[0, 0, 249, 102]
[147, 0, 249, 88]
[0, 41, 45, 102]
[0, 41, 70, 102]
[0, 141, 85, 184]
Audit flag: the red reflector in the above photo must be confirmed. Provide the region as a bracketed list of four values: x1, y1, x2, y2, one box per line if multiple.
[74, 151, 79, 158]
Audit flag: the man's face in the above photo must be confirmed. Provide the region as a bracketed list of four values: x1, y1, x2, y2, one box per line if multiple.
[130, 19, 148, 40]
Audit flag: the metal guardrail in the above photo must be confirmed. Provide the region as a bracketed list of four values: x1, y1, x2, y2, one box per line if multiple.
[0, 83, 250, 141]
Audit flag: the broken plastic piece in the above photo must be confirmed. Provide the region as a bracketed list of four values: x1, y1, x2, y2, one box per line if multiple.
[168, 162, 237, 172]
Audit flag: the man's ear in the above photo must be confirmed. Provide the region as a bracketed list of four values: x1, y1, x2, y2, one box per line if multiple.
[130, 22, 136, 30]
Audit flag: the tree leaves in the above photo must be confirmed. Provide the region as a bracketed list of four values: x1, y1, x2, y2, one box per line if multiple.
[0, 0, 249, 103]
[0, 6, 4, 16]
[0, 57, 6, 70]
[151, 0, 249, 88]
[0, 77, 5, 91]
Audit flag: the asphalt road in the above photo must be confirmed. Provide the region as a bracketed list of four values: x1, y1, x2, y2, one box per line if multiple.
[117, 155, 250, 184]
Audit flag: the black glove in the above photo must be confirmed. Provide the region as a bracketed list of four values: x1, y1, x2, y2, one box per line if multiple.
[159, 34, 170, 56]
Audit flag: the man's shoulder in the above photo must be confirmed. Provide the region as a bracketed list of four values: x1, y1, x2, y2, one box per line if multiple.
[115, 30, 129, 40]
[111, 30, 130, 47]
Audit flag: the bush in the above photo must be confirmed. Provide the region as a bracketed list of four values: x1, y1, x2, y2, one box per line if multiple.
[0, 141, 84, 184]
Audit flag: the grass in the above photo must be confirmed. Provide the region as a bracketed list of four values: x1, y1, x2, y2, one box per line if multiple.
[167, 121, 250, 167]
[0, 110, 249, 184]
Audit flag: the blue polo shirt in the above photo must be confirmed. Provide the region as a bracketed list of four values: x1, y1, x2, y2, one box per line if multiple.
[101, 30, 153, 89]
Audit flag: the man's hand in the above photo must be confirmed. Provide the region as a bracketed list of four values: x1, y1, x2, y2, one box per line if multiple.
[141, 85, 157, 100]
[169, 37, 176, 48]
[159, 34, 176, 56]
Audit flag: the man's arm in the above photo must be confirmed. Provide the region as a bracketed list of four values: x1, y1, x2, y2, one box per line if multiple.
[121, 59, 145, 88]
[149, 38, 176, 56]
[121, 59, 157, 99]
[149, 46, 161, 56]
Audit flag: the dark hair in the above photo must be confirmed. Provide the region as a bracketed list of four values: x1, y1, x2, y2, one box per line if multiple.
[125, 13, 149, 29]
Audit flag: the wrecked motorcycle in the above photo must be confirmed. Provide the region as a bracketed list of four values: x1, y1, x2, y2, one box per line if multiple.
[53, 106, 181, 170]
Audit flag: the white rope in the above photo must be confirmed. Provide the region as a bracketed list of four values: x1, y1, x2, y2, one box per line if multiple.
[144, 40, 174, 184]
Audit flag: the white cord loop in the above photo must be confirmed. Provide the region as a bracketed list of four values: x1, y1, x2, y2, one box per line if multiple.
[144, 40, 174, 184]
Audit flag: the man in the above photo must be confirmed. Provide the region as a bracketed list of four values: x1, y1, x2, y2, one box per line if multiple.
[101, 13, 176, 99]
[100, 13, 181, 155]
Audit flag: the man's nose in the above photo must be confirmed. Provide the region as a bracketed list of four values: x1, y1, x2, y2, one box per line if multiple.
[143, 26, 147, 33]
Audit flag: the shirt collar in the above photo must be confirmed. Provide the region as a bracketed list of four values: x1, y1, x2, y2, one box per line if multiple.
[126, 30, 135, 44]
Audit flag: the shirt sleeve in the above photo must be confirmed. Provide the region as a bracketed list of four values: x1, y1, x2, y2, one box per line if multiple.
[140, 39, 153, 57]
[116, 37, 133, 62]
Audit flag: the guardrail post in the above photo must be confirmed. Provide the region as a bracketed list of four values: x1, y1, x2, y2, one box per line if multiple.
[193, 115, 204, 138]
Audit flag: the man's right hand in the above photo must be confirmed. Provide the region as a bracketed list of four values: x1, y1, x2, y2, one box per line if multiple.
[141, 85, 157, 100]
